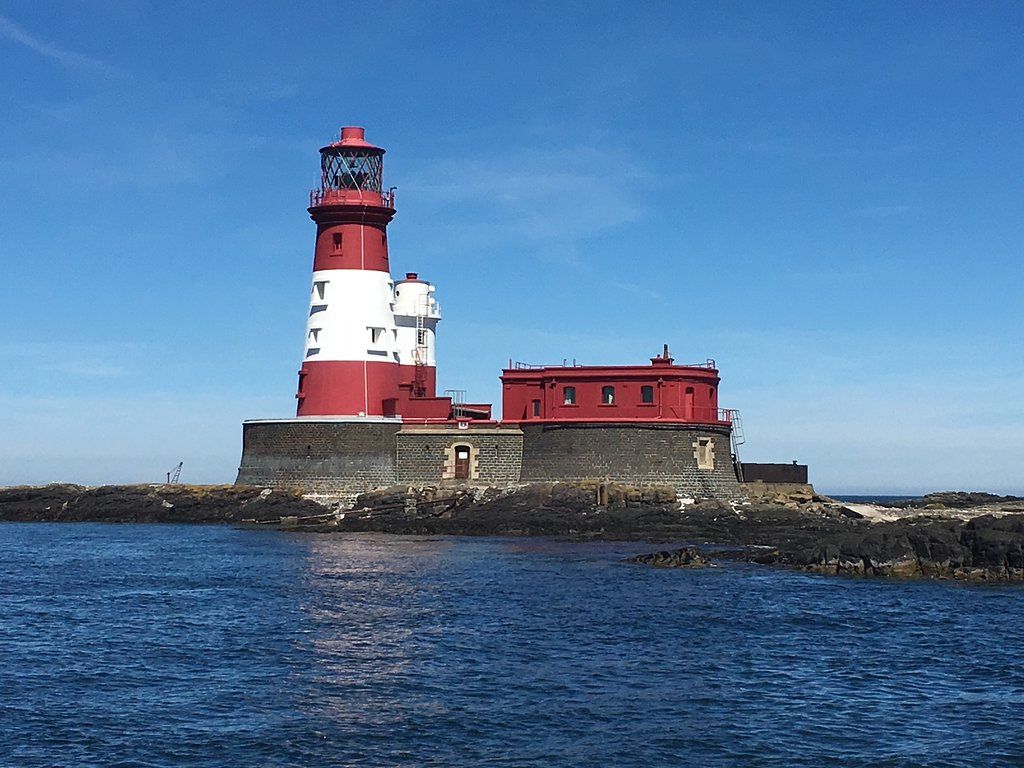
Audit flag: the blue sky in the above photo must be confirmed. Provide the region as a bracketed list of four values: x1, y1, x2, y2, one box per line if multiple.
[1, 1, 1021, 493]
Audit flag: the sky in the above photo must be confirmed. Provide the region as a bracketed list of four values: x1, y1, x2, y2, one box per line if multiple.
[0, 1, 1021, 494]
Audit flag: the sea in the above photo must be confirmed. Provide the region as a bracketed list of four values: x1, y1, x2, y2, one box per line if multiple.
[1, 523, 1022, 767]
[831, 495, 919, 506]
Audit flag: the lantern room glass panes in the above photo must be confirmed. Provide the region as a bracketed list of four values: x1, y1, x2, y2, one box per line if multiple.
[321, 150, 383, 192]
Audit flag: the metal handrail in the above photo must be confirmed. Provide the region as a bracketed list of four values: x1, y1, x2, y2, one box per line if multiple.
[309, 187, 395, 208]
[508, 358, 716, 370]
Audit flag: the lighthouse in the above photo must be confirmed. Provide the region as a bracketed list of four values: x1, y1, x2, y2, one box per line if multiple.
[296, 127, 441, 418]
[239, 123, 761, 500]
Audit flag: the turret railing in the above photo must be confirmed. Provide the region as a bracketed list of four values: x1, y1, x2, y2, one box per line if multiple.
[309, 187, 395, 208]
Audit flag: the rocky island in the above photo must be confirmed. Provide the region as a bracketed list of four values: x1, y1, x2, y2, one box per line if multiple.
[2, 482, 1023, 582]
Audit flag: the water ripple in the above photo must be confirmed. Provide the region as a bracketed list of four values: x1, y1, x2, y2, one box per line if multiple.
[1, 524, 1022, 767]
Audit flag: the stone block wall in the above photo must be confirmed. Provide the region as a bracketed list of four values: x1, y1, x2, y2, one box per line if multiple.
[235, 420, 401, 494]
[236, 419, 743, 500]
[396, 428, 524, 485]
[518, 423, 743, 498]
[741, 462, 809, 484]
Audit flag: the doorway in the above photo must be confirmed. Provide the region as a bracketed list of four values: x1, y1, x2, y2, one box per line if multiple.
[454, 445, 471, 480]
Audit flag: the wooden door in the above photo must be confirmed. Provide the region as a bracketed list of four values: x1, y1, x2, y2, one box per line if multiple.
[454, 446, 470, 479]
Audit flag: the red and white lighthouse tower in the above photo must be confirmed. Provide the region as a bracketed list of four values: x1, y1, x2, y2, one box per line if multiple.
[296, 127, 440, 417]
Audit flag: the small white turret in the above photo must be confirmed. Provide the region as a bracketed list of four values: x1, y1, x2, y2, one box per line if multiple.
[393, 272, 441, 367]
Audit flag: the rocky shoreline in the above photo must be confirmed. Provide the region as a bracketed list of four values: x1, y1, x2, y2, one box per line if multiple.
[2, 482, 1023, 582]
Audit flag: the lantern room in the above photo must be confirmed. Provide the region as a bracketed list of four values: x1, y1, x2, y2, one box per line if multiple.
[310, 126, 393, 210]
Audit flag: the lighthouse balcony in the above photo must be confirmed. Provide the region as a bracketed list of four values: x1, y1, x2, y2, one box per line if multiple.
[309, 187, 395, 209]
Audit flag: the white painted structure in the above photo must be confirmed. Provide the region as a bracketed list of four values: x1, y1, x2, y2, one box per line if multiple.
[302, 269, 403, 365]
[392, 275, 441, 367]
[302, 270, 441, 369]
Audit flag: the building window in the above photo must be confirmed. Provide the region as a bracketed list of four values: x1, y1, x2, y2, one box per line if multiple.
[563, 386, 576, 405]
[532, 399, 541, 417]
[641, 385, 654, 404]
[308, 328, 321, 343]
[332, 232, 343, 253]
[313, 281, 328, 300]
[368, 327, 384, 344]
[602, 386, 615, 405]
[417, 328, 427, 346]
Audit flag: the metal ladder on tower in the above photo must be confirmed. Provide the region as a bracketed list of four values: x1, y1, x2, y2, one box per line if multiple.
[728, 411, 746, 481]
[412, 297, 429, 397]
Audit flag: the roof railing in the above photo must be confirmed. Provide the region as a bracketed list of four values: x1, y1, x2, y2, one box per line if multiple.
[508, 358, 717, 370]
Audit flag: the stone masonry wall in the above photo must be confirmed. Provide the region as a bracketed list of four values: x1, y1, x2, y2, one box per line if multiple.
[518, 423, 743, 499]
[396, 429, 524, 485]
[235, 421, 400, 494]
[236, 420, 742, 500]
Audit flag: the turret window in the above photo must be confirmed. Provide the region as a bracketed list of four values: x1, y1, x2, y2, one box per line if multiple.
[602, 386, 615, 405]
[563, 386, 576, 405]
[332, 233, 343, 253]
[641, 385, 654, 404]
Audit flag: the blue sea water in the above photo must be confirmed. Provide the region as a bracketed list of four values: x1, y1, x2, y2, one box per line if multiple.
[832, 495, 919, 505]
[1, 524, 1023, 767]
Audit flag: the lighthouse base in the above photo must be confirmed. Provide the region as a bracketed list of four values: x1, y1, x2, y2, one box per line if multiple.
[235, 419, 743, 499]
[235, 419, 401, 495]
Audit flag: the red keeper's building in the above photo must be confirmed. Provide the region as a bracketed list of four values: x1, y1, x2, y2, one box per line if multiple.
[501, 346, 730, 426]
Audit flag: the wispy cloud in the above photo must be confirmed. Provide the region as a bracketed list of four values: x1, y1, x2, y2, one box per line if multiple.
[401, 145, 657, 262]
[607, 280, 662, 301]
[848, 204, 915, 219]
[0, 342, 135, 381]
[0, 13, 118, 75]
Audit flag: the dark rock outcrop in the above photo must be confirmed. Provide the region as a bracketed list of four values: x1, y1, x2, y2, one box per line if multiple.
[903, 491, 1024, 509]
[626, 547, 710, 568]
[748, 514, 1024, 580]
[0, 484, 325, 524]
[336, 482, 686, 537]
[5, 483, 1024, 581]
